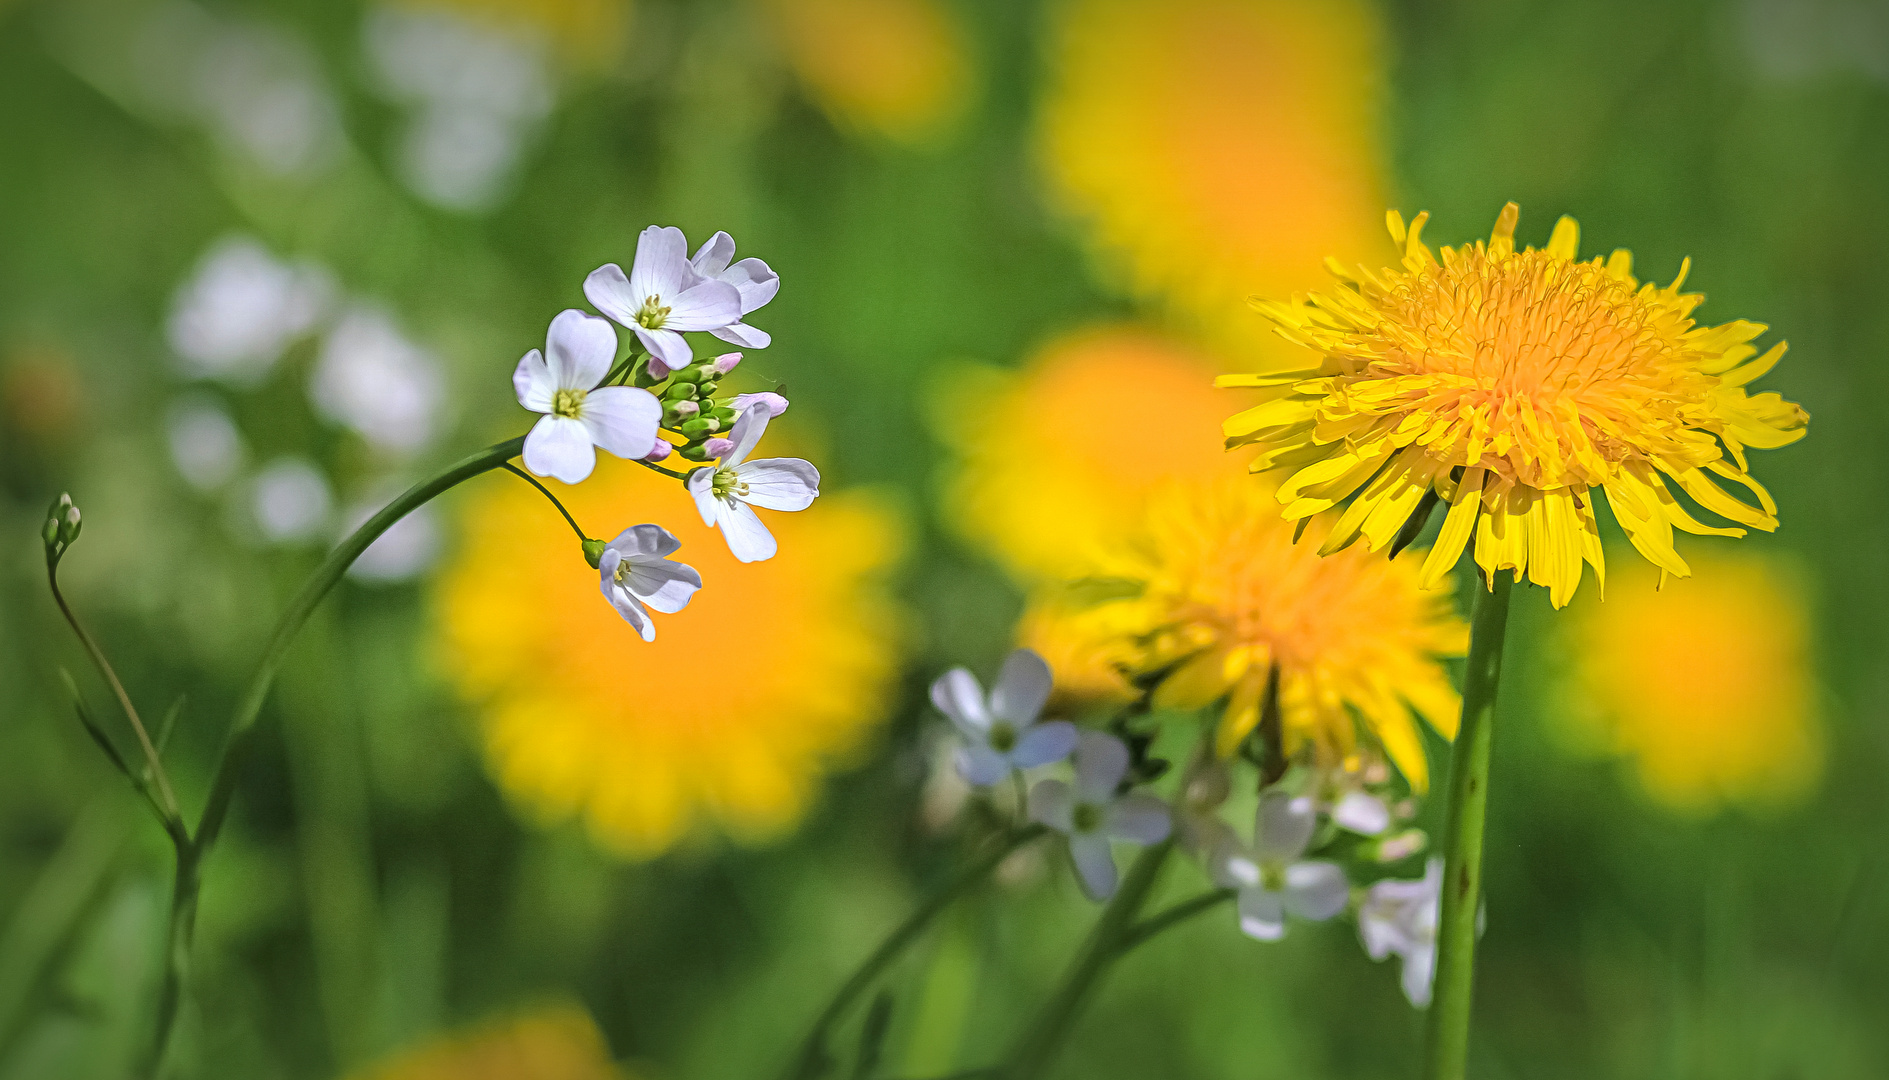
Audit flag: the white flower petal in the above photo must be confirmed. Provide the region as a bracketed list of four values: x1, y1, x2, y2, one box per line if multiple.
[710, 320, 772, 349]
[625, 556, 702, 614]
[955, 744, 1010, 787]
[582, 263, 638, 327]
[1068, 834, 1119, 902]
[1283, 861, 1349, 921]
[687, 467, 719, 527]
[600, 570, 656, 641]
[990, 648, 1053, 726]
[723, 403, 770, 467]
[716, 498, 778, 562]
[1073, 731, 1129, 803]
[513, 348, 554, 412]
[628, 225, 689, 302]
[690, 230, 736, 277]
[1210, 845, 1261, 891]
[1237, 888, 1287, 942]
[522, 415, 596, 485]
[733, 458, 820, 511]
[719, 257, 779, 314]
[632, 325, 692, 374]
[1027, 778, 1074, 833]
[929, 668, 990, 734]
[545, 308, 616, 390]
[1104, 794, 1171, 845]
[661, 279, 742, 331]
[1011, 720, 1078, 768]
[606, 523, 682, 559]
[579, 386, 662, 460]
[1253, 793, 1317, 863]
[1333, 791, 1392, 836]
[1401, 944, 1437, 1008]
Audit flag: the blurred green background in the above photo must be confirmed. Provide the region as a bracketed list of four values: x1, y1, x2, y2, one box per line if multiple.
[1, 0, 1884, 1077]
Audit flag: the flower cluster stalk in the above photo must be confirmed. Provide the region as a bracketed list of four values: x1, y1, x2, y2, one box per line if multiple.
[1421, 573, 1514, 1080]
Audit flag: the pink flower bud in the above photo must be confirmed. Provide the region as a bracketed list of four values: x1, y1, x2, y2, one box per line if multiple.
[711, 352, 743, 375]
[703, 437, 735, 459]
[644, 440, 674, 462]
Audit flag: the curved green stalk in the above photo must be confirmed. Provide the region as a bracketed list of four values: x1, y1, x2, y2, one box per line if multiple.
[1421, 572, 1514, 1080]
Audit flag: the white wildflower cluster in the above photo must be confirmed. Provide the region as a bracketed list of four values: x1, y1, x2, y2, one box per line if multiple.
[929, 650, 1447, 1008]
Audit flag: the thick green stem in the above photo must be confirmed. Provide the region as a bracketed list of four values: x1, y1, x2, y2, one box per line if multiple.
[780, 826, 1045, 1080]
[136, 435, 526, 1079]
[1421, 573, 1514, 1080]
[1000, 840, 1173, 1079]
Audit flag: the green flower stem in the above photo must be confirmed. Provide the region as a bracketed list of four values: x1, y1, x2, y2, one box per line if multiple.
[501, 462, 593, 542]
[780, 825, 1047, 1080]
[135, 434, 526, 1079]
[1115, 888, 1235, 956]
[999, 840, 1174, 1079]
[1421, 572, 1515, 1080]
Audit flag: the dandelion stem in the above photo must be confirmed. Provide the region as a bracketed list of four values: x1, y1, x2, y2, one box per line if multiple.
[780, 825, 1046, 1080]
[1421, 572, 1514, 1080]
[501, 462, 592, 541]
[133, 434, 527, 1080]
[999, 840, 1173, 1079]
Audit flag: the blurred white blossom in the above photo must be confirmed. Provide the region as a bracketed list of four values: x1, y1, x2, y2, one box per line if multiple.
[252, 457, 333, 544]
[311, 305, 448, 456]
[166, 396, 247, 491]
[168, 236, 334, 383]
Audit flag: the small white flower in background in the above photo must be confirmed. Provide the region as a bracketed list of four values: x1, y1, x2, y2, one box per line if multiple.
[168, 236, 334, 383]
[597, 524, 703, 642]
[1215, 792, 1349, 941]
[688, 231, 780, 349]
[166, 396, 247, 491]
[584, 227, 744, 376]
[1029, 731, 1171, 901]
[514, 309, 662, 485]
[686, 404, 819, 563]
[1314, 758, 1393, 836]
[930, 649, 1079, 786]
[1359, 858, 1443, 1007]
[311, 305, 447, 455]
[252, 457, 332, 544]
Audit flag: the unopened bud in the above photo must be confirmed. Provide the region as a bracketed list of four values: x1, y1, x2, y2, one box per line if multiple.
[1375, 828, 1428, 863]
[678, 444, 713, 461]
[665, 399, 700, 423]
[711, 352, 743, 375]
[669, 365, 704, 385]
[644, 439, 674, 462]
[41, 515, 59, 547]
[678, 417, 719, 438]
[697, 379, 719, 398]
[662, 381, 699, 402]
[581, 537, 608, 569]
[703, 437, 735, 459]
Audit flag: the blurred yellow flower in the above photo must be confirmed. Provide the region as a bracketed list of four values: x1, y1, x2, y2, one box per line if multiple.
[394, 0, 629, 68]
[1039, 0, 1388, 366]
[435, 456, 903, 856]
[348, 1004, 628, 1080]
[762, 0, 972, 144]
[1227, 203, 1810, 607]
[1026, 478, 1467, 790]
[1560, 549, 1822, 812]
[938, 326, 1234, 581]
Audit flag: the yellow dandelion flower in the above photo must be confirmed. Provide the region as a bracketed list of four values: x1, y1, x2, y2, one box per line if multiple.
[1027, 478, 1468, 790]
[1039, 0, 1388, 365]
[940, 326, 1235, 581]
[1225, 203, 1810, 607]
[761, 0, 972, 144]
[1559, 549, 1822, 812]
[348, 1003, 628, 1080]
[434, 455, 903, 856]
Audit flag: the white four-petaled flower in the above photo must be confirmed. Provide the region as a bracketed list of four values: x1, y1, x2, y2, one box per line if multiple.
[686, 404, 819, 563]
[513, 310, 661, 484]
[1214, 792, 1349, 941]
[688, 231, 779, 349]
[931, 649, 1079, 786]
[597, 524, 703, 642]
[584, 226, 745, 376]
[1358, 857, 1443, 1007]
[1029, 731, 1171, 901]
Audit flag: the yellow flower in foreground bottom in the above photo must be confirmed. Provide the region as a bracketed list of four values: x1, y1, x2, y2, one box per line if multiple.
[1026, 478, 1468, 790]
[940, 326, 1235, 581]
[349, 1004, 627, 1080]
[1561, 550, 1821, 812]
[435, 456, 903, 856]
[762, 0, 971, 143]
[1224, 204, 1810, 607]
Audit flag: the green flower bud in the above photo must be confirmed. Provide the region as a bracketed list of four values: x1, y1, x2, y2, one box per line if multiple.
[708, 406, 736, 424]
[581, 537, 608, 569]
[668, 365, 704, 385]
[678, 444, 713, 461]
[62, 506, 81, 545]
[697, 379, 719, 398]
[663, 399, 700, 425]
[678, 417, 720, 438]
[41, 515, 59, 548]
[662, 381, 699, 401]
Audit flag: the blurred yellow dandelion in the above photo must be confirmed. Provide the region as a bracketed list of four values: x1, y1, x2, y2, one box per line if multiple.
[1039, 0, 1388, 365]
[940, 326, 1235, 581]
[435, 455, 903, 856]
[1226, 203, 1810, 607]
[1561, 549, 1822, 812]
[1028, 478, 1467, 790]
[762, 0, 972, 143]
[348, 1004, 628, 1080]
